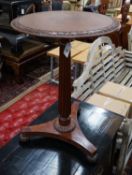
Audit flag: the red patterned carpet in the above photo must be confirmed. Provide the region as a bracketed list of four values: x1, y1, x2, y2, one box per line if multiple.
[0, 83, 58, 148]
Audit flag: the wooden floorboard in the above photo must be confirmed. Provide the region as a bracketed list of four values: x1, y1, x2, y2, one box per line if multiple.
[0, 138, 90, 175]
[0, 101, 123, 175]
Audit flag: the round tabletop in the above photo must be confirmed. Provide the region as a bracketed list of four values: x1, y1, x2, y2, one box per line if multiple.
[11, 11, 120, 39]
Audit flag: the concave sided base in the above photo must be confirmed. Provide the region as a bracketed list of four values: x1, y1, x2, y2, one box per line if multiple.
[54, 118, 76, 132]
[20, 102, 97, 157]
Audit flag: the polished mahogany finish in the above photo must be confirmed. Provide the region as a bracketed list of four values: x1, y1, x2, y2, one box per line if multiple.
[11, 11, 120, 155]
[11, 11, 120, 39]
[58, 40, 72, 127]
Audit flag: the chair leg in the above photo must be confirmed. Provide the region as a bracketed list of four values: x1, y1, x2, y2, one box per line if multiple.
[50, 56, 59, 84]
[72, 63, 76, 80]
[14, 67, 23, 84]
[7, 62, 24, 83]
[114, 119, 132, 175]
[50, 56, 54, 80]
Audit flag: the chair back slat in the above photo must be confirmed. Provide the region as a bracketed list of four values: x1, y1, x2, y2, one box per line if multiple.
[72, 36, 115, 100]
[125, 50, 132, 68]
[72, 36, 132, 100]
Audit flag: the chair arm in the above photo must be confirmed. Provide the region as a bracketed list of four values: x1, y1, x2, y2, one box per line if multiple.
[114, 118, 132, 175]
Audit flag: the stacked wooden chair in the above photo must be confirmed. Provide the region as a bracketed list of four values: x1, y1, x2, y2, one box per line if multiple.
[72, 36, 132, 100]
[107, 0, 123, 16]
[83, 0, 109, 14]
[72, 36, 114, 100]
[72, 36, 132, 175]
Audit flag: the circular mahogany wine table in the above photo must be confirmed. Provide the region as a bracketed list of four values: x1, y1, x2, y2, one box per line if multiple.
[11, 11, 120, 157]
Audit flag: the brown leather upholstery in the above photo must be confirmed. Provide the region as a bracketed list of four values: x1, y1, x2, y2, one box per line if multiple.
[2, 40, 45, 62]
[1, 39, 51, 83]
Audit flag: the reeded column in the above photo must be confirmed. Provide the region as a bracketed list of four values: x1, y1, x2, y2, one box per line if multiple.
[54, 40, 75, 132]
